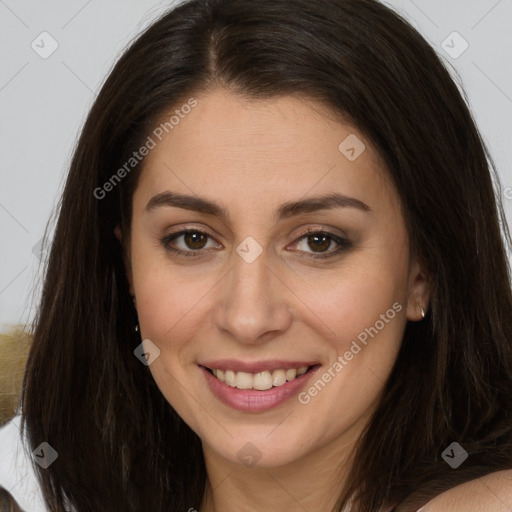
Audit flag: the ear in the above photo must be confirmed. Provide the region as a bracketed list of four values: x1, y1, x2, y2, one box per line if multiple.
[114, 225, 135, 298]
[406, 256, 431, 321]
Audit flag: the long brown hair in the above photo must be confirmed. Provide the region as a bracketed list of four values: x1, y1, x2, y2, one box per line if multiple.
[20, 0, 512, 510]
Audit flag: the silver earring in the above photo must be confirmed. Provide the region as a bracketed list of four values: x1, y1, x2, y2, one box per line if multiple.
[420, 306, 425, 319]
[131, 294, 139, 333]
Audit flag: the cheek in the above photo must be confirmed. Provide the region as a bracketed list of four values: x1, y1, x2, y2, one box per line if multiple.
[292, 271, 406, 443]
[132, 260, 210, 350]
[294, 260, 406, 354]
[130, 249, 211, 427]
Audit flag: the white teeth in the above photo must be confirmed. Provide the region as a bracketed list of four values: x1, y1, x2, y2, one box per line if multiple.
[253, 371, 273, 390]
[285, 368, 297, 381]
[297, 366, 308, 376]
[235, 371, 253, 390]
[225, 370, 236, 387]
[272, 369, 286, 387]
[210, 366, 310, 389]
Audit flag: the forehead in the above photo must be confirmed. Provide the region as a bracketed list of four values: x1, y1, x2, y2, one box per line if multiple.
[135, 88, 399, 223]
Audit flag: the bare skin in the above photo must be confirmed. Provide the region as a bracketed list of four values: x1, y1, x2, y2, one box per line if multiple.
[421, 470, 512, 511]
[120, 88, 432, 511]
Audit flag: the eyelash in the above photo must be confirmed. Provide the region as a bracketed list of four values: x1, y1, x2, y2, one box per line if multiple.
[160, 227, 351, 260]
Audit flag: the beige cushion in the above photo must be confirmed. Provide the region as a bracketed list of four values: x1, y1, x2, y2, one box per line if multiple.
[0, 327, 31, 426]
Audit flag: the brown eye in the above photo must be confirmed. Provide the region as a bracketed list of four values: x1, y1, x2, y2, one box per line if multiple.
[293, 230, 351, 259]
[183, 231, 208, 250]
[161, 229, 221, 258]
[306, 233, 331, 252]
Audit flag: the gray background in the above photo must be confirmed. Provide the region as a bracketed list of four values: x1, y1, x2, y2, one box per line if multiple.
[1, 0, 511, 330]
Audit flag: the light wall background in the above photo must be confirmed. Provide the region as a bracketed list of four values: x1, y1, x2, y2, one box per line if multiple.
[1, 0, 511, 330]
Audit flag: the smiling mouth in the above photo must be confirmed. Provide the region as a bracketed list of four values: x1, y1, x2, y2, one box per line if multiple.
[203, 365, 317, 390]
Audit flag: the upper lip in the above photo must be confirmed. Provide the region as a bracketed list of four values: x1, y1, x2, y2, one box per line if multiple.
[199, 359, 318, 373]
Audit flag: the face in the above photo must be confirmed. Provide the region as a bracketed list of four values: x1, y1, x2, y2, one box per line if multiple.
[122, 88, 429, 469]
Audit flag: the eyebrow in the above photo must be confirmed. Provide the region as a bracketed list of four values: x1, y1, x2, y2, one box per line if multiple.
[145, 190, 371, 221]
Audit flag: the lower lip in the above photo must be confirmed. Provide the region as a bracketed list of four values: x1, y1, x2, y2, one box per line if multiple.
[200, 365, 320, 412]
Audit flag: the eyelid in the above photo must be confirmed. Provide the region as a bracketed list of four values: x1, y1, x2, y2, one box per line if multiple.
[161, 225, 351, 259]
[161, 226, 221, 256]
[291, 225, 348, 242]
[287, 226, 351, 258]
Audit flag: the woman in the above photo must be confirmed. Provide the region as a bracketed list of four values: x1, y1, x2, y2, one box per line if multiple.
[1, 0, 511, 510]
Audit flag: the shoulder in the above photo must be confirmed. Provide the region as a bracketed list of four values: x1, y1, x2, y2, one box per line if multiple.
[0, 415, 47, 512]
[418, 469, 512, 512]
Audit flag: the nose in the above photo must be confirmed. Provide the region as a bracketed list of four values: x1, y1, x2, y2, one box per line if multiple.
[214, 248, 293, 345]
